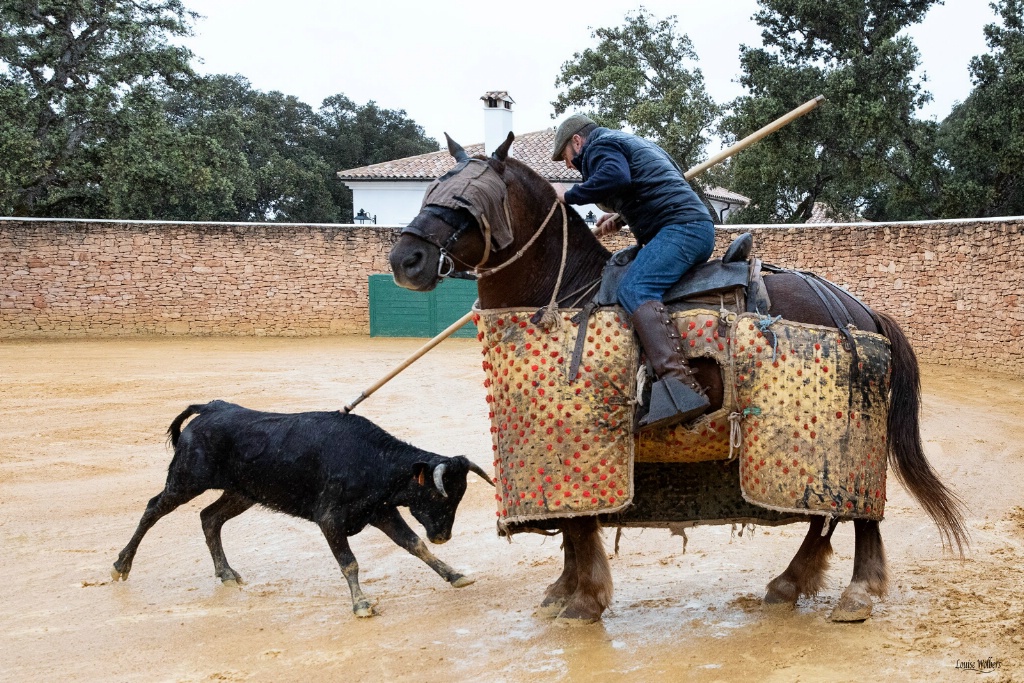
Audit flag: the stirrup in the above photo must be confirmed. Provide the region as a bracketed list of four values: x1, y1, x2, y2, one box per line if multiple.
[636, 377, 709, 432]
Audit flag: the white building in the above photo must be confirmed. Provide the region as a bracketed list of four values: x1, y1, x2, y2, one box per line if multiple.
[336, 91, 747, 226]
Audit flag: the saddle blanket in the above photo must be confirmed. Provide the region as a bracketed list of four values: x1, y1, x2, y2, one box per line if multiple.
[474, 306, 891, 528]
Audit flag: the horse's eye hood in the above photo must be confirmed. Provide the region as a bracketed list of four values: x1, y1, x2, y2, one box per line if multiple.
[419, 159, 514, 252]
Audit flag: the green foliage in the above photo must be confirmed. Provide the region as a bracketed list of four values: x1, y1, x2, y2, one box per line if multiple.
[100, 83, 255, 221]
[316, 95, 439, 222]
[0, 78, 40, 214]
[552, 9, 721, 172]
[722, 0, 942, 223]
[937, 0, 1024, 217]
[0, 0, 197, 215]
[0, 2, 437, 221]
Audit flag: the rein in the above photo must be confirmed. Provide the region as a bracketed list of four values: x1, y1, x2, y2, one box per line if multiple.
[475, 200, 570, 331]
[473, 200, 562, 279]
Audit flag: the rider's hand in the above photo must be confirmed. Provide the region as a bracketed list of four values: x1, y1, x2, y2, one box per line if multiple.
[593, 213, 622, 237]
[553, 184, 567, 203]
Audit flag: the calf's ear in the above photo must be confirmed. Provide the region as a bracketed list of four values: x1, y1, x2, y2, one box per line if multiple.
[412, 462, 429, 486]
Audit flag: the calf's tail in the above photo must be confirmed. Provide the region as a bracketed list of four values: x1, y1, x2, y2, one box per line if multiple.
[167, 404, 209, 448]
[874, 310, 969, 556]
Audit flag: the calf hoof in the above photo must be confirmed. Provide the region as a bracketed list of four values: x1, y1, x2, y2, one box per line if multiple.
[353, 602, 376, 618]
[218, 570, 245, 586]
[450, 575, 474, 588]
[830, 584, 873, 622]
[763, 576, 799, 609]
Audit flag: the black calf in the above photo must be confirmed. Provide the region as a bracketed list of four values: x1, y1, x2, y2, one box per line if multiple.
[112, 400, 492, 617]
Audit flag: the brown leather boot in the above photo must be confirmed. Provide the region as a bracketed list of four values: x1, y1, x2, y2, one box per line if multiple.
[631, 300, 710, 431]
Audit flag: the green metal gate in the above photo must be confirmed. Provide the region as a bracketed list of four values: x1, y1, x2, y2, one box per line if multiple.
[368, 274, 478, 338]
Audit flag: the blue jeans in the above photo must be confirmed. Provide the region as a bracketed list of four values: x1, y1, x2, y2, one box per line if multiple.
[617, 220, 716, 315]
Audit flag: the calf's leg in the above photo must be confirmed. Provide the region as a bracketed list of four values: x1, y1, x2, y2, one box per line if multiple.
[319, 516, 375, 617]
[370, 507, 473, 587]
[200, 492, 255, 585]
[830, 519, 888, 622]
[556, 517, 612, 624]
[112, 486, 203, 581]
[764, 515, 837, 608]
[537, 524, 578, 618]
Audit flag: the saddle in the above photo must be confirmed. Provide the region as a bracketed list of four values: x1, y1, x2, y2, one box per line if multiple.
[592, 232, 771, 314]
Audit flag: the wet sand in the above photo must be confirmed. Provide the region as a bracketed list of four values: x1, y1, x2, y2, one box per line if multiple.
[0, 336, 1020, 682]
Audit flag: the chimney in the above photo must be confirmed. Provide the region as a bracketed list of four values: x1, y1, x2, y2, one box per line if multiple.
[481, 91, 514, 156]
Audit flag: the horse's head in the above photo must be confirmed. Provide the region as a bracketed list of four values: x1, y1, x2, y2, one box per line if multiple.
[389, 133, 516, 292]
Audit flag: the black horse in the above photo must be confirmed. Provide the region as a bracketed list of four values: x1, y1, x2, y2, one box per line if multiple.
[389, 132, 967, 624]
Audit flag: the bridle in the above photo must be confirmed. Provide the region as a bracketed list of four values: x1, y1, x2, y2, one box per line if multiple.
[400, 205, 482, 278]
[400, 175, 566, 284]
[399, 160, 577, 330]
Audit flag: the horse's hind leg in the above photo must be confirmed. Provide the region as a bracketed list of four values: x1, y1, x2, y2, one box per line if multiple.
[555, 517, 612, 624]
[537, 523, 579, 618]
[830, 519, 888, 622]
[764, 515, 837, 609]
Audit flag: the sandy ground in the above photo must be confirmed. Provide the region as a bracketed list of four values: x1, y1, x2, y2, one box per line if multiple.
[0, 336, 1021, 683]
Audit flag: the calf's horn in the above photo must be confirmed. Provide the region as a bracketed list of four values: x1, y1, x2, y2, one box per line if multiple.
[467, 461, 495, 486]
[433, 463, 449, 497]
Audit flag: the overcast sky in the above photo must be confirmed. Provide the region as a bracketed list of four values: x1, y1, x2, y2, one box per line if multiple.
[179, 0, 995, 150]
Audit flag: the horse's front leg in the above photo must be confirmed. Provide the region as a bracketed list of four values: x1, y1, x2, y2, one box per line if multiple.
[555, 517, 612, 624]
[830, 519, 888, 622]
[764, 515, 837, 609]
[537, 522, 579, 617]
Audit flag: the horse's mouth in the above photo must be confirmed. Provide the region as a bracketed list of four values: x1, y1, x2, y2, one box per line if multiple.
[389, 238, 442, 292]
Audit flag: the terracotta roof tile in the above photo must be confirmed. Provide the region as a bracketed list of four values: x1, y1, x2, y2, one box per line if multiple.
[704, 186, 749, 205]
[807, 202, 867, 223]
[337, 129, 581, 183]
[335, 129, 751, 204]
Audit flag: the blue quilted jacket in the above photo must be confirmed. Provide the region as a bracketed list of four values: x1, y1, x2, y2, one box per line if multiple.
[564, 128, 711, 245]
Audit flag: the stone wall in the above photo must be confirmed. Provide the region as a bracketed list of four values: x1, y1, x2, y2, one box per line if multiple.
[2, 216, 1022, 375]
[1, 219, 398, 337]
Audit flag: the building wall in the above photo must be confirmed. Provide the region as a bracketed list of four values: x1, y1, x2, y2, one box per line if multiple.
[2, 216, 1022, 375]
[348, 179, 604, 227]
[349, 181, 431, 226]
[346, 179, 732, 229]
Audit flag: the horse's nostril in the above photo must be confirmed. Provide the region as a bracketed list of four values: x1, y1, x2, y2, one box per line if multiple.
[403, 250, 423, 269]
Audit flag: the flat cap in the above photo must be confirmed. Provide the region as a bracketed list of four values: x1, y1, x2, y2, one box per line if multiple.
[551, 113, 596, 162]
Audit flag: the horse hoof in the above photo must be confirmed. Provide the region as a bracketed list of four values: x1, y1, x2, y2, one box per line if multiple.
[221, 579, 240, 588]
[763, 577, 799, 608]
[110, 566, 127, 582]
[450, 575, 475, 588]
[534, 599, 566, 619]
[829, 604, 872, 622]
[830, 584, 873, 622]
[831, 593, 872, 622]
[554, 611, 600, 626]
[555, 601, 604, 624]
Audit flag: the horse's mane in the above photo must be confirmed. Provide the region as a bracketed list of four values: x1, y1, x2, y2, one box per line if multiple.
[497, 156, 611, 259]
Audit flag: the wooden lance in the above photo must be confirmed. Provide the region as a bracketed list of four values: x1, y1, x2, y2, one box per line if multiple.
[342, 95, 825, 413]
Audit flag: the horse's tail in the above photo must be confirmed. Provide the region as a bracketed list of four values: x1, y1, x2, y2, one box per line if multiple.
[874, 310, 969, 556]
[167, 403, 209, 448]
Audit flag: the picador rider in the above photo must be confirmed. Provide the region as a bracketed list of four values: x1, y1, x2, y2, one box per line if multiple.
[551, 114, 715, 431]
